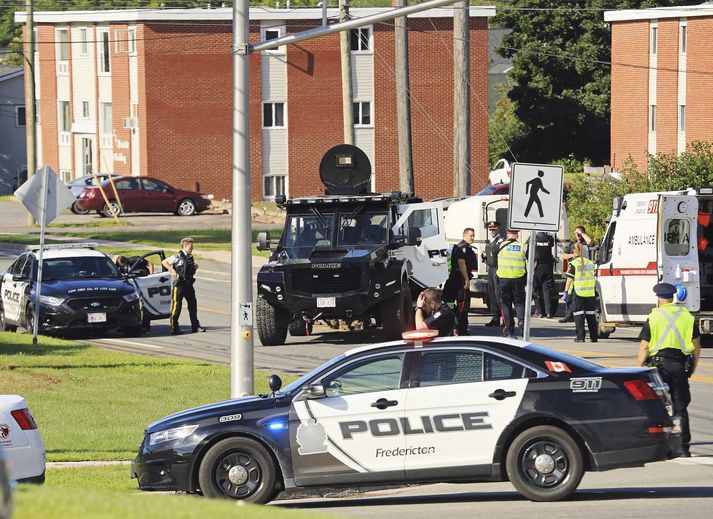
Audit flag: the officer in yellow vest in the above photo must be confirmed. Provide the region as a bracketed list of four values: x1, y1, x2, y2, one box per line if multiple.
[563, 242, 598, 342]
[637, 282, 700, 458]
[496, 228, 526, 337]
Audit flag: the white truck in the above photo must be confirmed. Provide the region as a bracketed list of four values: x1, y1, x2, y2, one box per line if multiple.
[596, 187, 713, 338]
[443, 192, 571, 308]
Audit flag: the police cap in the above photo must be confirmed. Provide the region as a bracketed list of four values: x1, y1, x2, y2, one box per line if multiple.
[653, 282, 676, 298]
[505, 227, 520, 234]
[487, 220, 500, 229]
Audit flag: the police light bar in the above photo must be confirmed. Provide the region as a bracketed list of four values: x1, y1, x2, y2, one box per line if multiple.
[402, 329, 439, 343]
[32, 242, 100, 251]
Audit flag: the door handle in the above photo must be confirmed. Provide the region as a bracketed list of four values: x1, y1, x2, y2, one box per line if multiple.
[370, 398, 398, 410]
[488, 389, 516, 400]
[159, 277, 169, 283]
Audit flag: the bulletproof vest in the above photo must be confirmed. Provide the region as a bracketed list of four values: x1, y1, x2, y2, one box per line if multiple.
[534, 233, 554, 263]
[485, 237, 502, 267]
[174, 251, 196, 283]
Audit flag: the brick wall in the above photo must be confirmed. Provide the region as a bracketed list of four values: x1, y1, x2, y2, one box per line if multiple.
[35, 25, 59, 172]
[655, 19, 678, 156]
[685, 17, 713, 145]
[110, 24, 132, 176]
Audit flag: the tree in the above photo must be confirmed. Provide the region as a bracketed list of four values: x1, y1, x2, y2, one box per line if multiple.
[496, 0, 697, 166]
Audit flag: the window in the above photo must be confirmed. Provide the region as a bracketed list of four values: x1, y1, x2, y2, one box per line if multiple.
[98, 31, 110, 73]
[128, 28, 136, 54]
[263, 102, 285, 128]
[485, 353, 532, 380]
[114, 178, 139, 190]
[82, 101, 89, 119]
[263, 174, 286, 199]
[142, 179, 168, 191]
[79, 28, 88, 55]
[403, 207, 439, 239]
[353, 101, 371, 126]
[262, 26, 284, 54]
[679, 105, 686, 132]
[663, 219, 690, 257]
[599, 222, 616, 265]
[283, 213, 335, 258]
[59, 170, 72, 183]
[680, 23, 687, 54]
[650, 25, 658, 54]
[322, 354, 404, 396]
[420, 351, 483, 387]
[350, 27, 371, 51]
[649, 105, 656, 132]
[8, 254, 28, 276]
[56, 28, 69, 61]
[59, 101, 70, 133]
[100, 103, 112, 135]
[338, 212, 388, 246]
[16, 106, 26, 127]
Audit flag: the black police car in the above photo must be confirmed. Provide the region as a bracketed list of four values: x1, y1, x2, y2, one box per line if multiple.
[0, 245, 142, 334]
[132, 333, 674, 503]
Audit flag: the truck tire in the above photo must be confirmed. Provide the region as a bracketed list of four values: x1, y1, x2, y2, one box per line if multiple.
[381, 281, 413, 340]
[288, 319, 313, 336]
[256, 297, 288, 346]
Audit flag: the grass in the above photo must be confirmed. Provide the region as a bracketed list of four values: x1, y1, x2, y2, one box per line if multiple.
[47, 220, 133, 228]
[0, 333, 297, 462]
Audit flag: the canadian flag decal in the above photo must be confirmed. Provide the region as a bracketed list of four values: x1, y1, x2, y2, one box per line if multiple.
[545, 361, 571, 373]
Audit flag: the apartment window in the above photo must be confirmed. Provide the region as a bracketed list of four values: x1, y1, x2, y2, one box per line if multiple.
[679, 105, 686, 132]
[353, 101, 372, 126]
[262, 26, 284, 54]
[56, 28, 69, 61]
[350, 27, 371, 52]
[264, 174, 286, 199]
[100, 103, 112, 134]
[82, 101, 89, 118]
[263, 102, 285, 128]
[680, 23, 687, 54]
[59, 170, 72, 183]
[79, 28, 88, 55]
[650, 105, 656, 132]
[16, 106, 26, 127]
[98, 30, 111, 73]
[59, 101, 70, 132]
[128, 28, 136, 54]
[650, 25, 658, 54]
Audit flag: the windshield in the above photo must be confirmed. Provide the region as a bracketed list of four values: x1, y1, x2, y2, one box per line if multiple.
[281, 212, 335, 259]
[282, 354, 347, 394]
[338, 212, 388, 247]
[42, 256, 121, 281]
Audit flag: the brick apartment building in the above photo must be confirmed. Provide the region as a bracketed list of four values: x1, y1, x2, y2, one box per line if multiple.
[15, 7, 494, 202]
[605, 3, 713, 172]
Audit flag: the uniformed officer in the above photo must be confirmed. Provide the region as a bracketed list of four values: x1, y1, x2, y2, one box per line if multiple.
[445, 227, 477, 335]
[482, 221, 504, 327]
[637, 282, 701, 458]
[162, 237, 206, 335]
[496, 228, 526, 337]
[530, 231, 556, 318]
[415, 288, 456, 337]
[564, 242, 598, 342]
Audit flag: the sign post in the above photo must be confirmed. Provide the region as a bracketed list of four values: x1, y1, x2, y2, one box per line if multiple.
[508, 163, 564, 341]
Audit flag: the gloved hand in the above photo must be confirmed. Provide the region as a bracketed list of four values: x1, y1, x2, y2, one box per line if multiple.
[561, 292, 568, 303]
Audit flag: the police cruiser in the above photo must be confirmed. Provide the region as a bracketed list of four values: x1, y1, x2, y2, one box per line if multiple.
[132, 332, 673, 503]
[0, 244, 143, 334]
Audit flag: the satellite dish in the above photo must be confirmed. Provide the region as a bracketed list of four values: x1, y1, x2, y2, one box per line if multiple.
[319, 144, 372, 195]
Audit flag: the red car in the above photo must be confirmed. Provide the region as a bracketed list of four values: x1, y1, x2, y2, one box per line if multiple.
[76, 176, 212, 217]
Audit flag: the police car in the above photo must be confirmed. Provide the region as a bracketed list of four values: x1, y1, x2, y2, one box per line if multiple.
[132, 332, 673, 503]
[0, 245, 144, 334]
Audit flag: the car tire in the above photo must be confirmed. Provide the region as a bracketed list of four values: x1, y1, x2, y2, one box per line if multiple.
[0, 303, 17, 333]
[381, 280, 413, 340]
[256, 297, 288, 346]
[198, 437, 279, 503]
[176, 198, 197, 216]
[71, 201, 90, 215]
[24, 304, 35, 333]
[506, 425, 584, 502]
[102, 201, 122, 218]
[288, 319, 312, 336]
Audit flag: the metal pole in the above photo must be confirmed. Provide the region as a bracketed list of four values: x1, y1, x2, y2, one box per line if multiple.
[232, 0, 253, 397]
[523, 232, 536, 341]
[395, 0, 414, 195]
[32, 168, 48, 345]
[339, 1, 354, 145]
[452, 1, 470, 196]
[24, 0, 36, 226]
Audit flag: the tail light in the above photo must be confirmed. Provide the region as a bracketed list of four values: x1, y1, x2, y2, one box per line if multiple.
[623, 379, 657, 401]
[11, 408, 38, 430]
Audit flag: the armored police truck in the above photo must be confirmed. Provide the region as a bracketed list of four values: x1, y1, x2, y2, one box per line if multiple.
[255, 145, 449, 345]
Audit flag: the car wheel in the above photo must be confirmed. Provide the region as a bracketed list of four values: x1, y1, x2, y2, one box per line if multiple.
[0, 303, 17, 333]
[381, 280, 413, 340]
[256, 297, 288, 346]
[71, 201, 90, 215]
[506, 425, 584, 502]
[198, 437, 279, 503]
[176, 198, 197, 216]
[24, 304, 35, 333]
[102, 201, 122, 217]
[288, 319, 313, 336]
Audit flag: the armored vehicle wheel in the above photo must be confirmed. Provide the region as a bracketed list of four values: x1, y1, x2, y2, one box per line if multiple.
[256, 297, 288, 346]
[288, 319, 313, 336]
[381, 281, 413, 340]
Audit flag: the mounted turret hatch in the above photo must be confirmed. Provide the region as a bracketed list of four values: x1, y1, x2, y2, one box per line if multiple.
[319, 144, 372, 195]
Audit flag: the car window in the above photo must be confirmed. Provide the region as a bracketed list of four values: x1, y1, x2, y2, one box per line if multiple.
[322, 354, 404, 396]
[113, 178, 139, 190]
[7, 255, 25, 275]
[19, 256, 32, 278]
[142, 179, 168, 192]
[485, 352, 534, 380]
[420, 351, 483, 387]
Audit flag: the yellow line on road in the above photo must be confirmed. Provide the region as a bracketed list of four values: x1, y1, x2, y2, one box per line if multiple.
[198, 306, 230, 315]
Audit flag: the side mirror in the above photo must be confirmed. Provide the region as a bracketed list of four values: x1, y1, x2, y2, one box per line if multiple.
[256, 231, 271, 251]
[268, 374, 282, 393]
[12, 274, 26, 282]
[406, 226, 422, 246]
[303, 384, 326, 399]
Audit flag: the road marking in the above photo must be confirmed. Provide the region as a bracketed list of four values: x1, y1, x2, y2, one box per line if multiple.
[97, 338, 164, 349]
[198, 306, 230, 315]
[195, 275, 229, 282]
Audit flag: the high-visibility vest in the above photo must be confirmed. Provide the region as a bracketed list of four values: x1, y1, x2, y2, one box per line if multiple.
[647, 303, 695, 356]
[572, 257, 596, 297]
[496, 240, 526, 279]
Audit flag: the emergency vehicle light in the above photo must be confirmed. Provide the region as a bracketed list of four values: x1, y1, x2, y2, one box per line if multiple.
[402, 330, 439, 342]
[32, 242, 100, 251]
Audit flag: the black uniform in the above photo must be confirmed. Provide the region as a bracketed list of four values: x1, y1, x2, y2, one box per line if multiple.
[484, 233, 504, 325]
[532, 232, 555, 318]
[424, 303, 457, 337]
[445, 240, 477, 335]
[168, 250, 202, 335]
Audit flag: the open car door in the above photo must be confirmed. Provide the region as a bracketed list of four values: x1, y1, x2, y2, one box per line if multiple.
[127, 250, 173, 320]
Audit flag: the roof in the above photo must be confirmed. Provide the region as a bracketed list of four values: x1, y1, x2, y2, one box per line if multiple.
[344, 335, 530, 358]
[0, 65, 23, 82]
[15, 6, 496, 24]
[604, 2, 713, 22]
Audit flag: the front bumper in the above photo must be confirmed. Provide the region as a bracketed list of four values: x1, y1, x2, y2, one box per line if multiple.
[36, 300, 141, 332]
[131, 440, 197, 492]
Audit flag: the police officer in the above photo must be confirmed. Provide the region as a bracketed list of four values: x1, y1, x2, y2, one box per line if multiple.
[415, 288, 456, 337]
[531, 231, 555, 318]
[162, 237, 206, 335]
[497, 228, 526, 337]
[482, 221, 504, 327]
[446, 227, 477, 335]
[564, 242, 598, 342]
[637, 282, 701, 458]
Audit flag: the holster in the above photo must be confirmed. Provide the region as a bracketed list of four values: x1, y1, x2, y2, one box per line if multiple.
[684, 355, 694, 378]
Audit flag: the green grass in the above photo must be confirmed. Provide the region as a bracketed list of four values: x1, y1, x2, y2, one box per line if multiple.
[0, 333, 297, 462]
[47, 220, 133, 228]
[0, 195, 17, 202]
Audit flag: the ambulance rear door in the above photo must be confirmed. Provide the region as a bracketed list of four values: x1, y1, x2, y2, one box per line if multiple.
[657, 194, 700, 312]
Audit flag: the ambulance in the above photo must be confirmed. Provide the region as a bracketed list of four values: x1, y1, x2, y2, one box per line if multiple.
[596, 187, 713, 338]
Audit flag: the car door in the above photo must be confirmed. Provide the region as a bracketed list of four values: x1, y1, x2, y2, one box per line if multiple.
[126, 251, 172, 319]
[402, 346, 531, 478]
[141, 179, 175, 212]
[290, 352, 409, 486]
[2, 255, 31, 323]
[112, 177, 140, 212]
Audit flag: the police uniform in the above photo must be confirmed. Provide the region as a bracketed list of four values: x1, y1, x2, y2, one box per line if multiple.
[567, 256, 598, 342]
[484, 223, 504, 327]
[423, 303, 457, 337]
[447, 238, 477, 335]
[166, 250, 203, 335]
[531, 232, 555, 318]
[639, 283, 699, 457]
[497, 232, 526, 337]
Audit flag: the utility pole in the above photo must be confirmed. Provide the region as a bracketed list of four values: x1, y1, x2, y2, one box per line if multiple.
[453, 1, 470, 196]
[24, 0, 36, 225]
[394, 0, 414, 195]
[339, 1, 354, 145]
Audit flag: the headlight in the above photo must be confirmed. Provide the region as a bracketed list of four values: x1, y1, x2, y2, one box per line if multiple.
[149, 425, 199, 446]
[39, 295, 64, 306]
[123, 291, 141, 303]
[201, 194, 214, 200]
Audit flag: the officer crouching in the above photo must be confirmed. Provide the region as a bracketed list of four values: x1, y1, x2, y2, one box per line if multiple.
[637, 282, 701, 458]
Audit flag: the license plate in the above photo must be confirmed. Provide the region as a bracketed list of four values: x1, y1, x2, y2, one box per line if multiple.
[317, 297, 336, 308]
[88, 312, 107, 323]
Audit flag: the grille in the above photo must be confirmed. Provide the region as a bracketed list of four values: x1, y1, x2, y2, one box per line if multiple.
[291, 267, 362, 294]
[66, 296, 123, 311]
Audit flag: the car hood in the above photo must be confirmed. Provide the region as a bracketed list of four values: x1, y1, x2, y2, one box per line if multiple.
[36, 278, 136, 297]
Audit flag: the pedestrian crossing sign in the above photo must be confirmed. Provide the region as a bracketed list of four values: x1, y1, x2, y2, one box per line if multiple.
[508, 163, 564, 232]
